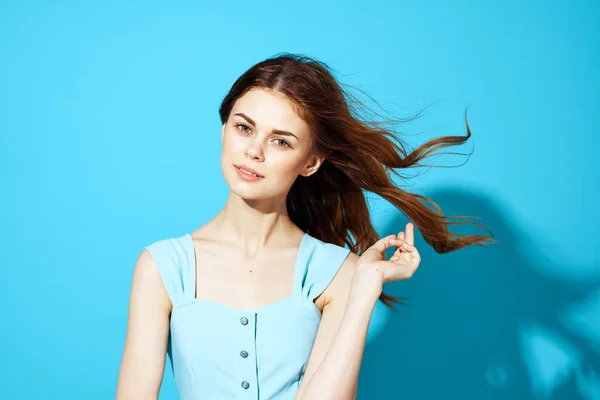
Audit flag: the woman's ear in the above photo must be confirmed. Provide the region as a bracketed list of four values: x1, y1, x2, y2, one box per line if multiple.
[300, 154, 325, 177]
[221, 123, 225, 143]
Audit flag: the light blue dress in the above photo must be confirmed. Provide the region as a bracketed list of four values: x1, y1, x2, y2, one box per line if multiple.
[144, 232, 351, 400]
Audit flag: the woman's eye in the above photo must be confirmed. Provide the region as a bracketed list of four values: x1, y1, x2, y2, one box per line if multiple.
[235, 123, 251, 133]
[275, 138, 291, 148]
[235, 123, 290, 148]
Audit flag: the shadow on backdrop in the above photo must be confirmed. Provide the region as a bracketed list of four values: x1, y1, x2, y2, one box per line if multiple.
[358, 187, 600, 400]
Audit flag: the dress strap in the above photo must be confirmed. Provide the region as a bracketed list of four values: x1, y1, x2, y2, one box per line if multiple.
[292, 233, 351, 302]
[181, 234, 197, 302]
[143, 235, 196, 308]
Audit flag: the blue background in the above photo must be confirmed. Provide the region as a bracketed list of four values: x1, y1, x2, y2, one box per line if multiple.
[1, 1, 598, 399]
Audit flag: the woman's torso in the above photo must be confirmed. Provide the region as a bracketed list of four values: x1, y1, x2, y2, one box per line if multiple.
[144, 230, 350, 400]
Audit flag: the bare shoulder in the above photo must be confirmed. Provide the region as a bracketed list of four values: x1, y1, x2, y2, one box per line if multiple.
[320, 250, 360, 308]
[132, 247, 172, 312]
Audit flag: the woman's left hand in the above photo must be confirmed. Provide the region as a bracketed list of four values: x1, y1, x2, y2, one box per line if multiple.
[354, 222, 422, 289]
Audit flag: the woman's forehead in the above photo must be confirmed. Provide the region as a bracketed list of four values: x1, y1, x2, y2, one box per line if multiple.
[232, 88, 310, 136]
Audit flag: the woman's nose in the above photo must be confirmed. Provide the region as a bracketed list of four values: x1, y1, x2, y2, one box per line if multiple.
[245, 140, 264, 161]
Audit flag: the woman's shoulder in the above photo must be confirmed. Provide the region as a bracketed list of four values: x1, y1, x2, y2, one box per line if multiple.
[140, 232, 195, 307]
[142, 233, 192, 270]
[310, 239, 359, 309]
[300, 233, 355, 302]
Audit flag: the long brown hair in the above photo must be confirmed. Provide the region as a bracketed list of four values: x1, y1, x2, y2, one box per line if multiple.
[219, 53, 496, 308]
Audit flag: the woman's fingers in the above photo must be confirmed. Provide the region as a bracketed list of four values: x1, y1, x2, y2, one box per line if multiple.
[394, 223, 415, 247]
[404, 223, 414, 246]
[390, 238, 415, 251]
[366, 234, 397, 256]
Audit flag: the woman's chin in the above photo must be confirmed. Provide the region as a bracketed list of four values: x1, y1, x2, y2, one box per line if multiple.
[227, 182, 267, 200]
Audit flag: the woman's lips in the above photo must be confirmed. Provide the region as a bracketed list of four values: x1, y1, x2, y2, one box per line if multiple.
[235, 166, 264, 182]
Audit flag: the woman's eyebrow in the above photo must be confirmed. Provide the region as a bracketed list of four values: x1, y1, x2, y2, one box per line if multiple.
[234, 112, 299, 140]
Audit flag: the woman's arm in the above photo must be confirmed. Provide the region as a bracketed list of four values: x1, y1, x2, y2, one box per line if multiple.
[295, 252, 381, 400]
[116, 249, 172, 400]
[296, 229, 421, 400]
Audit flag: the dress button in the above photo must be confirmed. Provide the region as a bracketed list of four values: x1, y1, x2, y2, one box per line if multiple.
[241, 381, 250, 389]
[240, 317, 249, 325]
[240, 350, 248, 358]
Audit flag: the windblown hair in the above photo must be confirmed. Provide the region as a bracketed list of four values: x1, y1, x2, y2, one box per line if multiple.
[219, 53, 496, 308]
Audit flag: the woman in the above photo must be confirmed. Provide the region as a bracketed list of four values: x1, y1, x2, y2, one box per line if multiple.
[116, 53, 494, 400]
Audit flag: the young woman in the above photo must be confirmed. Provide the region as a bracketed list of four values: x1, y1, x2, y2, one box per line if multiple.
[116, 53, 494, 400]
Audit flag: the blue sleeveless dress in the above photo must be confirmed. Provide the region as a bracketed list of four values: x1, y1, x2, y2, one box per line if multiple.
[144, 232, 351, 400]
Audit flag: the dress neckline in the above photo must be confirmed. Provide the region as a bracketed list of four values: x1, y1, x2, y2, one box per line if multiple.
[184, 232, 310, 313]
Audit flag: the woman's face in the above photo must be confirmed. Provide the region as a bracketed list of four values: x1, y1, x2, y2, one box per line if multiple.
[220, 88, 322, 201]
